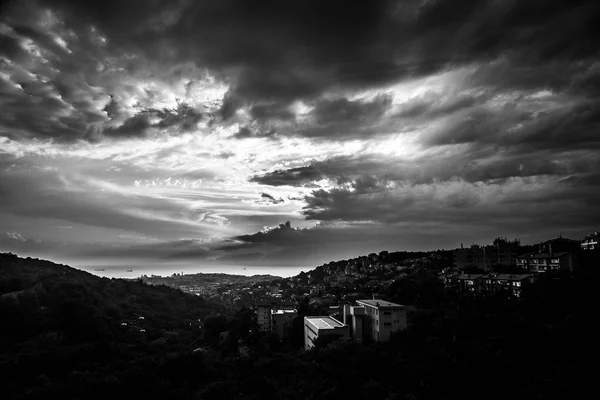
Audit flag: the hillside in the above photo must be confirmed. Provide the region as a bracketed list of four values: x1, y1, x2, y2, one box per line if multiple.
[141, 271, 281, 302]
[0, 253, 225, 399]
[2, 252, 600, 399]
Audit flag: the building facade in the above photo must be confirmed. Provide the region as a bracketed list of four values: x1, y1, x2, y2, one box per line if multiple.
[339, 304, 366, 342]
[271, 309, 297, 340]
[457, 273, 486, 293]
[482, 273, 534, 297]
[581, 232, 599, 251]
[356, 299, 406, 342]
[454, 238, 520, 271]
[255, 299, 298, 336]
[304, 316, 349, 349]
[255, 302, 271, 332]
[517, 252, 573, 273]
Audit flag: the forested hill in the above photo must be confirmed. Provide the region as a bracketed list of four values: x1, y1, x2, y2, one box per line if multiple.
[0, 253, 224, 399]
[2, 252, 600, 399]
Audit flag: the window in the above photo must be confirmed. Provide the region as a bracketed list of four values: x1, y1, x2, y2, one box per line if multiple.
[384, 311, 391, 316]
[384, 322, 391, 327]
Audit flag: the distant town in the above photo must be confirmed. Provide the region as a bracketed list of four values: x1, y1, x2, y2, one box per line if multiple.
[139, 231, 599, 348]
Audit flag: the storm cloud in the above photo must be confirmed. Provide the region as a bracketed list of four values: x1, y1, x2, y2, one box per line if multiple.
[1, 0, 599, 271]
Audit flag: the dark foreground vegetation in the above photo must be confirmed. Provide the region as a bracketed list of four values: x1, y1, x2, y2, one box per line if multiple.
[1, 252, 599, 399]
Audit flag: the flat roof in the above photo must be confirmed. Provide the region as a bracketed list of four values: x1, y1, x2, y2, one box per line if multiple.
[356, 299, 404, 309]
[305, 316, 345, 330]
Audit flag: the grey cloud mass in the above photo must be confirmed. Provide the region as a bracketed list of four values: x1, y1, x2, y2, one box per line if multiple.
[1, 0, 599, 271]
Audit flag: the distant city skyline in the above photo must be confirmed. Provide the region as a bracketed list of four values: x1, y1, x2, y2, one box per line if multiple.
[1, 0, 599, 272]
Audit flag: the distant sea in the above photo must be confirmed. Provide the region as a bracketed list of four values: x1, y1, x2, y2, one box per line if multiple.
[79, 264, 310, 279]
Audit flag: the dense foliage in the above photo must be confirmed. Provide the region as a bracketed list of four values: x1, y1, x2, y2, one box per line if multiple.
[1, 252, 599, 399]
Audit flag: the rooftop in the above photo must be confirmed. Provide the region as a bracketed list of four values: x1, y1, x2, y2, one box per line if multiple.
[305, 316, 345, 330]
[486, 273, 532, 281]
[356, 299, 405, 309]
[458, 274, 486, 280]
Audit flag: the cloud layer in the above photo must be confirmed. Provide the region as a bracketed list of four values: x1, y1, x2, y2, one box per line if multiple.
[1, 0, 599, 271]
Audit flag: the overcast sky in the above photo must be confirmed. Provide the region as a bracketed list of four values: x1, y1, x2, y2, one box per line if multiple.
[1, 0, 599, 273]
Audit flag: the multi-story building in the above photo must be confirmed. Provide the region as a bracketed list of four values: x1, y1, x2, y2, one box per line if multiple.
[454, 244, 485, 270]
[454, 238, 520, 271]
[271, 309, 297, 340]
[493, 237, 521, 266]
[304, 316, 349, 349]
[255, 299, 297, 336]
[517, 252, 573, 273]
[356, 299, 406, 342]
[581, 232, 599, 251]
[482, 273, 534, 297]
[438, 270, 461, 290]
[457, 273, 486, 293]
[255, 302, 271, 332]
[539, 237, 581, 254]
[338, 304, 366, 342]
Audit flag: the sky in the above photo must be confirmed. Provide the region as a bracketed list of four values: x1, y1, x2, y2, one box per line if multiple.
[1, 0, 599, 275]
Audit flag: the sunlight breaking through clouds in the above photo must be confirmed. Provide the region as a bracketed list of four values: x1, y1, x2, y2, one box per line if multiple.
[1, 0, 599, 270]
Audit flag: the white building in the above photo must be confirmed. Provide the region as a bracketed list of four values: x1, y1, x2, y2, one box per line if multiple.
[304, 316, 349, 349]
[356, 299, 406, 342]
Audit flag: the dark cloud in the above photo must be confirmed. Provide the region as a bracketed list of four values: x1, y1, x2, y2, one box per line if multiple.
[423, 98, 600, 152]
[235, 221, 295, 243]
[260, 192, 283, 204]
[301, 177, 600, 234]
[233, 125, 276, 139]
[250, 103, 295, 122]
[37, 0, 599, 113]
[252, 147, 600, 191]
[0, 0, 598, 142]
[312, 95, 392, 125]
[250, 166, 323, 187]
[102, 101, 206, 139]
[278, 94, 395, 139]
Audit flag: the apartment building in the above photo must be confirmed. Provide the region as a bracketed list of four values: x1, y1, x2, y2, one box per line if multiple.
[457, 273, 486, 293]
[517, 252, 573, 273]
[454, 238, 520, 271]
[255, 299, 298, 337]
[483, 273, 534, 297]
[356, 299, 406, 342]
[271, 309, 297, 340]
[438, 271, 461, 290]
[255, 302, 271, 332]
[304, 316, 349, 349]
[581, 232, 599, 251]
[337, 304, 366, 342]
